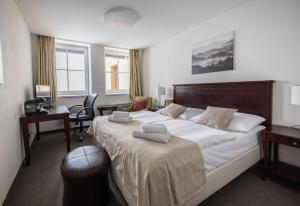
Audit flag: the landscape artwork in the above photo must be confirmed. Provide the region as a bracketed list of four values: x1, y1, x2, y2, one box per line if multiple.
[192, 31, 235, 74]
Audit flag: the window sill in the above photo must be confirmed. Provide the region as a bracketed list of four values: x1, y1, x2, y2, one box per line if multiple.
[58, 94, 89, 98]
[105, 93, 129, 96]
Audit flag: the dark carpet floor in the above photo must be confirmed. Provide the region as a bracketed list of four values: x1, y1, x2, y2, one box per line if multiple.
[3, 131, 300, 206]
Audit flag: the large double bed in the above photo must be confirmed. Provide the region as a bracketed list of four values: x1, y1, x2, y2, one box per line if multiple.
[88, 80, 273, 206]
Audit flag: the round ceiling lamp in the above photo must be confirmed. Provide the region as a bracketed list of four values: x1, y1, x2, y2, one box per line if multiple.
[104, 7, 140, 29]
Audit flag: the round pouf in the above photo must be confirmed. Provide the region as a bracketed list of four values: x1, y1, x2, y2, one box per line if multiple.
[60, 146, 110, 206]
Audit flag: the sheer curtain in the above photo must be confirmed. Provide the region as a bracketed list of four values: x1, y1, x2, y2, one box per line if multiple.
[129, 49, 142, 98]
[37, 35, 57, 101]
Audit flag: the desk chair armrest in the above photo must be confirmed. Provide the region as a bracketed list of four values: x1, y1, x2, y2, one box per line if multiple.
[75, 107, 94, 124]
[69, 105, 83, 110]
[69, 105, 83, 114]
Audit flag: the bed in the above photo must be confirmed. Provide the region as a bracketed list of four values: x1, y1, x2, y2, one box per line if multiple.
[89, 80, 273, 206]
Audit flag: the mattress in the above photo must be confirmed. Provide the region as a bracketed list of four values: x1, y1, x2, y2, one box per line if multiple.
[202, 125, 265, 171]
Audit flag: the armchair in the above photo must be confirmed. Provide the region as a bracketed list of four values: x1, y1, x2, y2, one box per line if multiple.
[123, 96, 152, 112]
[69, 93, 98, 141]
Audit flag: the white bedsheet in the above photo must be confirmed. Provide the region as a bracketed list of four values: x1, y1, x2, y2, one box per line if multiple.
[202, 125, 265, 171]
[154, 119, 238, 149]
[131, 110, 172, 123]
[130, 111, 265, 171]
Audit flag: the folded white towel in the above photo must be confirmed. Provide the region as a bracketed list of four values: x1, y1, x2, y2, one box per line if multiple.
[142, 123, 168, 134]
[132, 130, 170, 143]
[108, 115, 132, 123]
[112, 111, 130, 118]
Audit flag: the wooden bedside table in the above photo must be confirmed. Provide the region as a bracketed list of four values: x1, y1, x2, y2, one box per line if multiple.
[262, 125, 300, 182]
[148, 106, 160, 112]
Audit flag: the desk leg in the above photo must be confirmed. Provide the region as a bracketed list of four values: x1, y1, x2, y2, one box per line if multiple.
[63, 116, 70, 152]
[21, 119, 31, 165]
[36, 122, 40, 140]
[273, 142, 279, 164]
[261, 132, 269, 180]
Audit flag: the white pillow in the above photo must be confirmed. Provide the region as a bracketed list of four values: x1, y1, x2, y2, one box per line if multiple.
[226, 112, 266, 132]
[178, 108, 204, 120]
[189, 113, 204, 122]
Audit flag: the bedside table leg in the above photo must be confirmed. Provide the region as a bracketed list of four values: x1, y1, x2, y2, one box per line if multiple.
[273, 142, 279, 164]
[261, 133, 269, 180]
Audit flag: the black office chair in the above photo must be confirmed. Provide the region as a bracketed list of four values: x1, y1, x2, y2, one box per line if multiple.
[69, 94, 98, 141]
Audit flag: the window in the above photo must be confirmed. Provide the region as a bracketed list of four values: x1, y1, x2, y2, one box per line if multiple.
[55, 42, 90, 96]
[105, 47, 130, 95]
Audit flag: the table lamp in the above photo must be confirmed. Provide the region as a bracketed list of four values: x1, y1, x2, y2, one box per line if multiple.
[156, 84, 165, 107]
[291, 85, 300, 129]
[291, 85, 300, 105]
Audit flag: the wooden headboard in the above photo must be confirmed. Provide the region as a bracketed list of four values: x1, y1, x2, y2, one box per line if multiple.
[173, 80, 273, 127]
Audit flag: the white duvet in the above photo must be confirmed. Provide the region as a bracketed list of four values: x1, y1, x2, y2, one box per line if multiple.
[131, 111, 238, 149]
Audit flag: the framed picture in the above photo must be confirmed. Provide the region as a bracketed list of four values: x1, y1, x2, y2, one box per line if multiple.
[192, 31, 235, 75]
[0, 39, 3, 84]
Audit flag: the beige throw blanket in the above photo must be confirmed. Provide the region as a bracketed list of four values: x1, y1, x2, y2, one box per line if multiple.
[88, 116, 206, 206]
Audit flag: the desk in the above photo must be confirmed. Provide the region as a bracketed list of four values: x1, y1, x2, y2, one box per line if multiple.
[20, 105, 70, 165]
[97, 105, 118, 116]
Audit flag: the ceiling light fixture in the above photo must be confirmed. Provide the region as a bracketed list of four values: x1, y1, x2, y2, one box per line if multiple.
[104, 7, 140, 29]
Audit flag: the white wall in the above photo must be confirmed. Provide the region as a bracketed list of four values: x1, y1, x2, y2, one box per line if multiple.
[143, 0, 300, 166]
[31, 36, 131, 131]
[0, 0, 33, 204]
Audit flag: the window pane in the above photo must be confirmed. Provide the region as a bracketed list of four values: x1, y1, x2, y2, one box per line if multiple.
[56, 70, 68, 91]
[56, 51, 67, 69]
[69, 71, 86, 91]
[105, 57, 118, 72]
[119, 57, 129, 72]
[68, 52, 85, 70]
[119, 73, 130, 90]
[105, 72, 112, 90]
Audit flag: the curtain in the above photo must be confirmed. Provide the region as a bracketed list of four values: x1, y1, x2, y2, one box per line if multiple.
[37, 35, 57, 101]
[129, 49, 142, 99]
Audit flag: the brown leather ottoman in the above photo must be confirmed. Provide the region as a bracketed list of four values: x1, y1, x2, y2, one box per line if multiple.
[60, 146, 110, 206]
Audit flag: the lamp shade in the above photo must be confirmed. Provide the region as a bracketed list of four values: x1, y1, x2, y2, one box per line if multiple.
[165, 86, 173, 99]
[156, 86, 165, 97]
[291, 85, 300, 105]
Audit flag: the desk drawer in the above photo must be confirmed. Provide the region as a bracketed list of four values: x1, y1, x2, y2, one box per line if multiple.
[269, 134, 300, 148]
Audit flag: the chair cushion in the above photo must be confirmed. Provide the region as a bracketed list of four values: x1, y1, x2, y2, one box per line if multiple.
[69, 113, 90, 121]
[132, 100, 146, 111]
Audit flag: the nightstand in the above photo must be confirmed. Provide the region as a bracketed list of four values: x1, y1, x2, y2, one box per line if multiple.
[262, 125, 300, 183]
[148, 106, 160, 112]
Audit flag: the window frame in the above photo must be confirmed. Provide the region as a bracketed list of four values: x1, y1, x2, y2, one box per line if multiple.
[55, 43, 90, 97]
[104, 48, 130, 95]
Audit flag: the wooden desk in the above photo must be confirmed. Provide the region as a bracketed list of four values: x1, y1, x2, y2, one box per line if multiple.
[97, 105, 118, 116]
[20, 105, 70, 165]
[262, 125, 300, 182]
